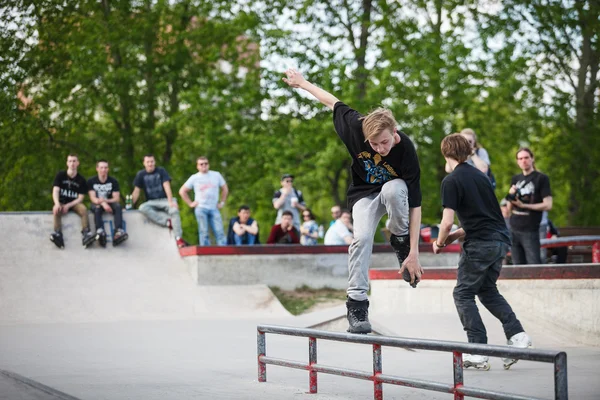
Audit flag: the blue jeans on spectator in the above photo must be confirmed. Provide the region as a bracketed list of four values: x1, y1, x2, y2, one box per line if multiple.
[454, 239, 524, 344]
[195, 207, 226, 246]
[233, 232, 257, 245]
[510, 229, 542, 265]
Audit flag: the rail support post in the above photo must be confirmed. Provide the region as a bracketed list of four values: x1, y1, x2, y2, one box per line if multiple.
[554, 352, 568, 400]
[453, 351, 464, 400]
[373, 344, 382, 400]
[257, 329, 266, 382]
[309, 337, 317, 393]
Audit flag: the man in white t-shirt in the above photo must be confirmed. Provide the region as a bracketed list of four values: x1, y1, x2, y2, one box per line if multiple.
[324, 209, 354, 245]
[179, 156, 229, 245]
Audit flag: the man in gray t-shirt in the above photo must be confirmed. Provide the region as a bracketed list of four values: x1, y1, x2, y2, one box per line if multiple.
[131, 154, 185, 248]
[272, 173, 307, 230]
[179, 156, 229, 246]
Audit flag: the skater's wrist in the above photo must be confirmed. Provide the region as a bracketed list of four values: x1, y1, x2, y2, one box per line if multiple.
[435, 241, 447, 248]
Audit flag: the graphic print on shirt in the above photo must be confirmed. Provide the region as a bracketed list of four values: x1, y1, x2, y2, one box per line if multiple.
[358, 151, 398, 184]
[60, 179, 82, 200]
[512, 179, 535, 216]
[93, 182, 113, 199]
[196, 183, 217, 201]
[144, 173, 165, 199]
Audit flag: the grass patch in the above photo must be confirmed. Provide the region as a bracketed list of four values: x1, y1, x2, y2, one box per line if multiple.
[270, 285, 347, 316]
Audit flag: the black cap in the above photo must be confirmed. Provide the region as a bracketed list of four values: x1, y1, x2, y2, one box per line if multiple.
[281, 173, 294, 180]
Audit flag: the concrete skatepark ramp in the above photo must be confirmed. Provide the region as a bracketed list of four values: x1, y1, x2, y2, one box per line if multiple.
[0, 212, 289, 324]
[1, 212, 599, 399]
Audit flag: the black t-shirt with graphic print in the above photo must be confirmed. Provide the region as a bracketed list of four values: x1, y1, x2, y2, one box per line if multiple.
[87, 176, 120, 200]
[441, 163, 510, 244]
[509, 171, 552, 232]
[133, 167, 171, 200]
[53, 171, 88, 205]
[333, 102, 422, 210]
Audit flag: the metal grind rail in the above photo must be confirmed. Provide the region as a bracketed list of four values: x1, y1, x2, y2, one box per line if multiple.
[257, 324, 568, 400]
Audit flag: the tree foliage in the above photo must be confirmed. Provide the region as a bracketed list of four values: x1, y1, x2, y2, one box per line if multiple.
[1, 0, 598, 244]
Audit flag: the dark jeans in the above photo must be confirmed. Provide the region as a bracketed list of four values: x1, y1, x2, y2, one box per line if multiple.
[511, 229, 541, 265]
[93, 203, 123, 231]
[454, 239, 524, 344]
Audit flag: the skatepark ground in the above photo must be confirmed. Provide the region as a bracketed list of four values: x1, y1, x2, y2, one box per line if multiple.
[0, 212, 599, 399]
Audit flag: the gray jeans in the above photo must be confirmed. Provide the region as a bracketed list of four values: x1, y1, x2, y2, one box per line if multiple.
[139, 198, 183, 238]
[347, 179, 410, 301]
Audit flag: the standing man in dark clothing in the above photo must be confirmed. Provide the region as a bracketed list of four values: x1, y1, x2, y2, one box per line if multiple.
[506, 148, 552, 265]
[283, 68, 423, 334]
[50, 154, 96, 249]
[434, 134, 531, 370]
[88, 160, 128, 247]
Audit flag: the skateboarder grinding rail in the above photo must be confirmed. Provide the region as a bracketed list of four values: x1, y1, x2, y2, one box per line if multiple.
[283, 68, 424, 334]
[433, 133, 532, 370]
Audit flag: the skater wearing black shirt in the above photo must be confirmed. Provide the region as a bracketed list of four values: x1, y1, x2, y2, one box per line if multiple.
[434, 134, 531, 370]
[50, 154, 95, 248]
[88, 160, 128, 247]
[283, 68, 423, 334]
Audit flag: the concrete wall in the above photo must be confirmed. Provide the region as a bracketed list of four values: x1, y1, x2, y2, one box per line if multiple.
[370, 279, 600, 347]
[184, 252, 461, 290]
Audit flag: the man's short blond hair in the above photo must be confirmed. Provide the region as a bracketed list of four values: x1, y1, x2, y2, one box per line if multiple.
[360, 108, 398, 142]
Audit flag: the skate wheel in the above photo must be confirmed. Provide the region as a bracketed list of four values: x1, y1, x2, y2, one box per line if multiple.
[482, 363, 491, 371]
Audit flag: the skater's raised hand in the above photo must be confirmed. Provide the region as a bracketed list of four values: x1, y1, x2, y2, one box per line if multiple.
[282, 68, 306, 88]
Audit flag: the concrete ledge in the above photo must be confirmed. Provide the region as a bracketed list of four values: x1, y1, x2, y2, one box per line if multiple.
[370, 279, 600, 347]
[370, 263, 600, 280]
[183, 252, 461, 289]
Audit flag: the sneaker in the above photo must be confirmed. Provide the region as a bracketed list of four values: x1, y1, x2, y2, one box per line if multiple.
[502, 332, 532, 370]
[346, 298, 372, 334]
[390, 234, 419, 287]
[463, 354, 490, 370]
[176, 237, 187, 249]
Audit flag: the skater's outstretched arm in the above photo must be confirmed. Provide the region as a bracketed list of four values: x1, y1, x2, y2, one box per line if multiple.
[282, 68, 340, 111]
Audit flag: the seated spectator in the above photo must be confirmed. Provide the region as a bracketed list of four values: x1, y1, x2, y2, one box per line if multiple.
[227, 205, 259, 245]
[300, 209, 319, 246]
[329, 205, 341, 227]
[546, 219, 568, 264]
[324, 209, 353, 245]
[267, 210, 300, 244]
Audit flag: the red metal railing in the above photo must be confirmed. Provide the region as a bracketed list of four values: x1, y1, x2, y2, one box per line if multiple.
[257, 324, 568, 400]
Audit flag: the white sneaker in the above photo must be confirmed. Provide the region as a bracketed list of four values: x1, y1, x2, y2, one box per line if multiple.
[463, 354, 490, 370]
[502, 332, 532, 370]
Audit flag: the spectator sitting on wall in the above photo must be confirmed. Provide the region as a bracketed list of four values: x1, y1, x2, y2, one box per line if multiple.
[329, 205, 341, 227]
[300, 209, 319, 246]
[267, 210, 300, 244]
[324, 209, 354, 245]
[227, 205, 259, 245]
